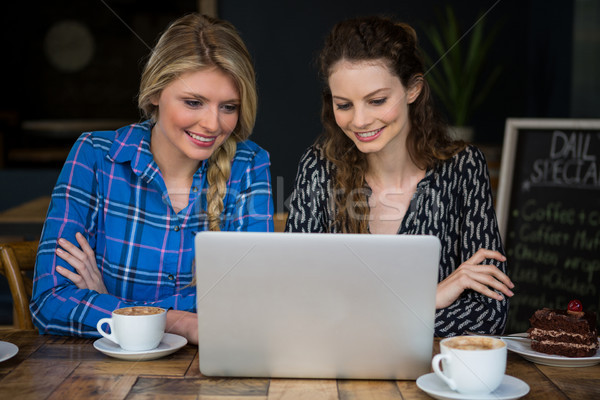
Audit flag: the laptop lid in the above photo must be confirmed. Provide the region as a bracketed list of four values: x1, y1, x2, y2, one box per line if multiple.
[195, 232, 440, 380]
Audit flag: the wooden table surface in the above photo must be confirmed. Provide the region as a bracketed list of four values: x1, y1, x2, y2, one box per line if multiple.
[0, 330, 598, 399]
[0, 196, 51, 240]
[0, 197, 290, 237]
[0, 196, 50, 224]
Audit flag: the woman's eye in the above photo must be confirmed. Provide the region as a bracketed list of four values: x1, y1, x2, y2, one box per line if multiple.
[222, 104, 239, 113]
[370, 97, 387, 106]
[335, 103, 351, 111]
[185, 100, 202, 108]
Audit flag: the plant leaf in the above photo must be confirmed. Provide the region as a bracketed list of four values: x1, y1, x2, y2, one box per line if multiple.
[421, 5, 503, 126]
[473, 65, 503, 109]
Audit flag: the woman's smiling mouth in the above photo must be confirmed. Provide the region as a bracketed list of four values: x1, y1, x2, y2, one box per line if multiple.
[186, 130, 217, 146]
[354, 127, 384, 142]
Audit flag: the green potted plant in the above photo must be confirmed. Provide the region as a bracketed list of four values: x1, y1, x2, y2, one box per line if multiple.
[422, 6, 502, 141]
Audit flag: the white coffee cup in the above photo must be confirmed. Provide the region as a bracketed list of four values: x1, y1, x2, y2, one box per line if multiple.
[431, 335, 507, 395]
[97, 306, 167, 351]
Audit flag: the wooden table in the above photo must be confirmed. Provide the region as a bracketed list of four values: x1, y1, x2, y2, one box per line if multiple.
[0, 197, 289, 237]
[0, 196, 50, 240]
[0, 330, 598, 399]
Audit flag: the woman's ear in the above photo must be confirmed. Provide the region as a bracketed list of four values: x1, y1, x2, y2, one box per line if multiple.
[407, 74, 424, 104]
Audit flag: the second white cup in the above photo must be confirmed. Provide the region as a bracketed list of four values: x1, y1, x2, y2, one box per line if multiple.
[97, 306, 167, 352]
[431, 335, 506, 395]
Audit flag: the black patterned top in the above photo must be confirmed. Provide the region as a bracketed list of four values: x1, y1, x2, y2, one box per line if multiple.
[285, 144, 508, 337]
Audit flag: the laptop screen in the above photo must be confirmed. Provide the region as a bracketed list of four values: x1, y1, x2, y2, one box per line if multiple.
[195, 232, 440, 380]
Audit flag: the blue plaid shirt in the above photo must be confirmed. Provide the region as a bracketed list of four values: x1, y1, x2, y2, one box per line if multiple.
[30, 121, 274, 337]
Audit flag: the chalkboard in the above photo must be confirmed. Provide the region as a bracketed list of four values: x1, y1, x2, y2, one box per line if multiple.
[496, 119, 600, 333]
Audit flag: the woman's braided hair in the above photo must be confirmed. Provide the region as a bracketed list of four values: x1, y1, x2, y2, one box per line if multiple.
[138, 13, 258, 230]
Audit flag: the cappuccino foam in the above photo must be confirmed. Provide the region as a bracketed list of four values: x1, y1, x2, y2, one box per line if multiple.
[114, 306, 164, 316]
[445, 336, 504, 351]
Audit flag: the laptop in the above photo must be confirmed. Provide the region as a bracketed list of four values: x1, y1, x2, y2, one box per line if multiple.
[194, 232, 440, 380]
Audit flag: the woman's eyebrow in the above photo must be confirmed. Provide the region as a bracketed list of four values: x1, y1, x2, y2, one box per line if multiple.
[332, 88, 391, 101]
[182, 92, 209, 101]
[182, 92, 240, 103]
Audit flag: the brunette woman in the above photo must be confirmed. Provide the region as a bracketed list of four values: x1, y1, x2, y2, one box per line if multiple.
[286, 16, 513, 336]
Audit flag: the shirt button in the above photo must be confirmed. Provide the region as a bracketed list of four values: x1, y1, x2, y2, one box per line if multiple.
[174, 225, 180, 232]
[192, 187, 198, 192]
[168, 274, 174, 281]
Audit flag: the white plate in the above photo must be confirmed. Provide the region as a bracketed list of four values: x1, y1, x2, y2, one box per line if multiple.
[416, 373, 529, 400]
[0, 341, 19, 362]
[93, 333, 187, 361]
[507, 333, 600, 367]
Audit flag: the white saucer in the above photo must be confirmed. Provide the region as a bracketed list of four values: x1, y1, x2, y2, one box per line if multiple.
[507, 333, 600, 367]
[93, 333, 187, 361]
[416, 373, 530, 400]
[0, 341, 19, 362]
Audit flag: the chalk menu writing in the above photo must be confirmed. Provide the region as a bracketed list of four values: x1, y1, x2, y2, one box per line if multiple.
[504, 128, 600, 333]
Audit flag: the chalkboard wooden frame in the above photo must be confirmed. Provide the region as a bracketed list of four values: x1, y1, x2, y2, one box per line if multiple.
[496, 118, 600, 332]
[496, 118, 600, 240]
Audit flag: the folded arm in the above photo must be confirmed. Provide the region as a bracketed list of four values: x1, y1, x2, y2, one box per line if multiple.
[30, 133, 197, 338]
[51, 232, 199, 343]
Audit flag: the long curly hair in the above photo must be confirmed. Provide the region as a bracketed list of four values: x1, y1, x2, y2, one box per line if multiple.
[138, 13, 257, 230]
[318, 16, 465, 233]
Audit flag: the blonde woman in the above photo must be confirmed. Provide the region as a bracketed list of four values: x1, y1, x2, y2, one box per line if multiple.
[31, 14, 273, 344]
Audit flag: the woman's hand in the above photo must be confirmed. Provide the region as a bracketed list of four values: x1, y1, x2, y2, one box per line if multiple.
[436, 249, 514, 309]
[55, 232, 108, 294]
[166, 310, 198, 345]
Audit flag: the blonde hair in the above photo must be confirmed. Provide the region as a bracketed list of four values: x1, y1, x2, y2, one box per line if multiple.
[138, 13, 258, 230]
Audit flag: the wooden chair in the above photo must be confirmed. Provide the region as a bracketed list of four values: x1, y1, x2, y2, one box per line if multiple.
[273, 212, 288, 233]
[0, 241, 37, 329]
[0, 216, 289, 329]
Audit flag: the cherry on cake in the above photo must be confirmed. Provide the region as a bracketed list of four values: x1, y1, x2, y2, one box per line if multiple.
[527, 300, 599, 358]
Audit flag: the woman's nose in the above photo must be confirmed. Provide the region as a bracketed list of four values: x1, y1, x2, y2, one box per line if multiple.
[351, 106, 372, 129]
[199, 107, 220, 133]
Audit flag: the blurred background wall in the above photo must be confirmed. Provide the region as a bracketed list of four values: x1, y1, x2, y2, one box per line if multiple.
[0, 0, 598, 324]
[2, 0, 598, 211]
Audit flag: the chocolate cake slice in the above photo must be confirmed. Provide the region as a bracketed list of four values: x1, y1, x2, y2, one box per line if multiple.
[527, 307, 599, 357]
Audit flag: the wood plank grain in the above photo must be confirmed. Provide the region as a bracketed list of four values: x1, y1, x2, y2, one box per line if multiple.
[47, 374, 137, 400]
[337, 380, 402, 400]
[127, 377, 269, 399]
[128, 379, 198, 400]
[506, 355, 569, 399]
[185, 351, 203, 378]
[0, 196, 50, 223]
[197, 396, 266, 400]
[0, 332, 46, 375]
[0, 359, 78, 400]
[0, 330, 593, 400]
[536, 364, 600, 400]
[30, 342, 105, 361]
[197, 378, 269, 398]
[46, 335, 96, 345]
[74, 356, 193, 377]
[0, 329, 45, 347]
[0, 330, 87, 353]
[396, 380, 435, 400]
[71, 344, 196, 376]
[267, 379, 338, 400]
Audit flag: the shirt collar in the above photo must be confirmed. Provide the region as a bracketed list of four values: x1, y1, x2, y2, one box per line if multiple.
[107, 120, 160, 181]
[106, 120, 210, 183]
